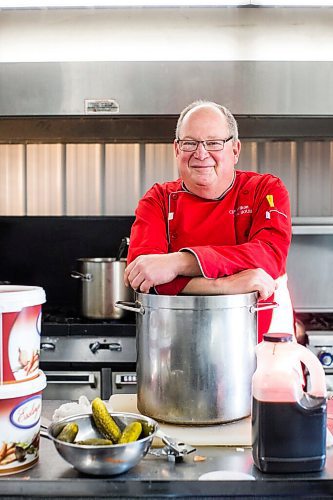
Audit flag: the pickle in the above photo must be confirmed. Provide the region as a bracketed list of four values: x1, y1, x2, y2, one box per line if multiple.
[141, 421, 155, 438]
[56, 422, 79, 443]
[91, 398, 121, 443]
[118, 421, 142, 444]
[76, 438, 114, 446]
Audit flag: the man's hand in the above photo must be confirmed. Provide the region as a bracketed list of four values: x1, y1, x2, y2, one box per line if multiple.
[219, 268, 278, 300]
[124, 252, 200, 293]
[182, 268, 277, 300]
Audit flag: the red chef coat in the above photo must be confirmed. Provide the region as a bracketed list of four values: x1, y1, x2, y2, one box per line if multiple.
[128, 170, 295, 342]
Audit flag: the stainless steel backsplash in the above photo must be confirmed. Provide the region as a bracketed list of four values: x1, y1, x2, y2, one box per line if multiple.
[0, 143, 177, 216]
[0, 140, 332, 217]
[0, 139, 332, 311]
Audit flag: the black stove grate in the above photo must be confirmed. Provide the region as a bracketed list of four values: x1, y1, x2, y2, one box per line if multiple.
[41, 306, 136, 337]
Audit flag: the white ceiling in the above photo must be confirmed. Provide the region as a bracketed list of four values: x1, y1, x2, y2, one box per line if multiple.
[1, 7, 333, 61]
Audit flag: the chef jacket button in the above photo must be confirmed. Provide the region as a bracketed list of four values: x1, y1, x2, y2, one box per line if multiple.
[171, 193, 178, 200]
[171, 232, 178, 239]
[243, 190, 249, 195]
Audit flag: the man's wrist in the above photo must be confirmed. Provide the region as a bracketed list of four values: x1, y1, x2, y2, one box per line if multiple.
[175, 251, 200, 276]
[212, 276, 228, 294]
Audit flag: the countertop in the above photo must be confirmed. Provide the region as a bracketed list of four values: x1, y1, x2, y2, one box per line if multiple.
[1, 400, 333, 499]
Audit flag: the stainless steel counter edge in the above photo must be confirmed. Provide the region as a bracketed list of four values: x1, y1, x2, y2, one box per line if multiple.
[2, 475, 333, 499]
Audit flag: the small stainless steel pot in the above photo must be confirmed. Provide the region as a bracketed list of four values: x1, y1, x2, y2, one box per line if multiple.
[71, 257, 132, 319]
[116, 293, 278, 425]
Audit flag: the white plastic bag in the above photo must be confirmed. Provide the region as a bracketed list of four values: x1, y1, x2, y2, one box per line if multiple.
[52, 395, 113, 422]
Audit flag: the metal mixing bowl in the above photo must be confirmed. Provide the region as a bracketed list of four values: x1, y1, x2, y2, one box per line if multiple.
[45, 412, 158, 476]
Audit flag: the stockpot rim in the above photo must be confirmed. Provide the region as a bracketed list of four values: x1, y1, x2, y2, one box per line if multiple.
[134, 291, 259, 310]
[77, 257, 127, 263]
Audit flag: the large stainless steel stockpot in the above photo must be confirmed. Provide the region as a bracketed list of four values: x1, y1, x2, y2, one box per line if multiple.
[71, 258, 132, 320]
[116, 293, 277, 425]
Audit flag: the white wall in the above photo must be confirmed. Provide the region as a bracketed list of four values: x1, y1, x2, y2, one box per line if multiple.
[0, 7, 333, 62]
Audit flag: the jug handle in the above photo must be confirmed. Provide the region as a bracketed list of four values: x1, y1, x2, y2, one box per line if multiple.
[296, 343, 327, 398]
[250, 301, 279, 313]
[115, 300, 145, 315]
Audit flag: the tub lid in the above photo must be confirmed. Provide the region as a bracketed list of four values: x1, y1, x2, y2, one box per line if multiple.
[0, 370, 47, 399]
[0, 285, 46, 312]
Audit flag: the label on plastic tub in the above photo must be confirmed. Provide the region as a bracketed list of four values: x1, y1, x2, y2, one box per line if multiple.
[0, 370, 46, 475]
[0, 286, 45, 384]
[1, 306, 42, 383]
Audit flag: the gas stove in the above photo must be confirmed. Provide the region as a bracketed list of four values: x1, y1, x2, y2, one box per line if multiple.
[40, 307, 136, 364]
[40, 307, 137, 400]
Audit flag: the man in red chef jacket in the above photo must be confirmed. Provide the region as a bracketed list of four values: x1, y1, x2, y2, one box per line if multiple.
[124, 100, 294, 342]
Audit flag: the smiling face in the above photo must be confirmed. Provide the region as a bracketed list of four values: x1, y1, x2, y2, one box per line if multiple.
[174, 105, 241, 199]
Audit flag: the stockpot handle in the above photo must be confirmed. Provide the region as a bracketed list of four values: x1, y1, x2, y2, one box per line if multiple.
[70, 271, 93, 281]
[249, 301, 279, 313]
[115, 300, 145, 315]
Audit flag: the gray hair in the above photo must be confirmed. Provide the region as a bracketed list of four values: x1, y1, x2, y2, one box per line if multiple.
[175, 100, 239, 142]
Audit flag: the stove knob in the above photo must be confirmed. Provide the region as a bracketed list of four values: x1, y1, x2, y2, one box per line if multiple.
[90, 341, 101, 353]
[319, 351, 333, 367]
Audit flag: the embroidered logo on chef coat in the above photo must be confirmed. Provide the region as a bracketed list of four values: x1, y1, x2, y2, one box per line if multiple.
[266, 195, 274, 207]
[265, 194, 288, 220]
[229, 205, 252, 216]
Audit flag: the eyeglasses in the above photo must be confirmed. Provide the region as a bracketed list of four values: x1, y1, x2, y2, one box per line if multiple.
[176, 136, 233, 152]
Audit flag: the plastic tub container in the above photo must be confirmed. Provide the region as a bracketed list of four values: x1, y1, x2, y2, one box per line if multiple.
[0, 285, 46, 384]
[0, 370, 47, 475]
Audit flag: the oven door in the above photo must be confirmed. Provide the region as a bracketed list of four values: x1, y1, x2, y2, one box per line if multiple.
[112, 371, 137, 394]
[43, 368, 137, 400]
[43, 370, 102, 400]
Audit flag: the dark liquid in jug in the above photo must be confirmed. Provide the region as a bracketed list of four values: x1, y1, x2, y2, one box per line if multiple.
[252, 396, 327, 473]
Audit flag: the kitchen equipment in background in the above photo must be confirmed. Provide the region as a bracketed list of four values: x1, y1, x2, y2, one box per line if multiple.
[252, 332, 327, 474]
[0, 370, 47, 475]
[71, 235, 132, 320]
[297, 312, 333, 397]
[116, 292, 277, 425]
[42, 370, 137, 401]
[0, 285, 46, 384]
[71, 257, 132, 320]
[42, 370, 102, 401]
[40, 309, 137, 400]
[0, 220, 137, 401]
[116, 237, 130, 261]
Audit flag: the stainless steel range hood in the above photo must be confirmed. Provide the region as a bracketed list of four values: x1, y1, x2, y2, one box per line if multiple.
[1, 61, 333, 116]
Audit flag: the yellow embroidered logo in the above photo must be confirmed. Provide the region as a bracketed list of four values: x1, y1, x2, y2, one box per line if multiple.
[266, 195, 274, 207]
